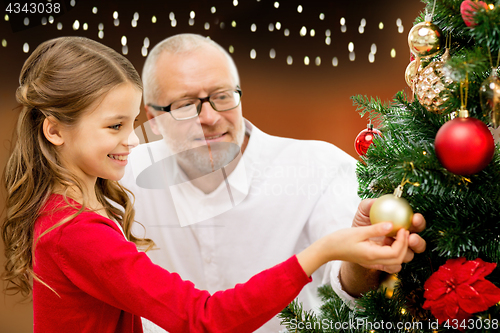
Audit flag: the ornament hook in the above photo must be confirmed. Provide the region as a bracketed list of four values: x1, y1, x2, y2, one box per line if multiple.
[425, 0, 438, 22]
[393, 185, 404, 198]
[460, 71, 469, 114]
[397, 168, 420, 197]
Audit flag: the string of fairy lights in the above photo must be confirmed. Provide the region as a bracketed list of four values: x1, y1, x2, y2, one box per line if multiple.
[2, 0, 407, 68]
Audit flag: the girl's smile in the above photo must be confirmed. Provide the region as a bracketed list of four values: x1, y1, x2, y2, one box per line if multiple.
[54, 83, 141, 187]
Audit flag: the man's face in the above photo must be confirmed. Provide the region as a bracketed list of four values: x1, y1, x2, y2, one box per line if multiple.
[146, 44, 244, 174]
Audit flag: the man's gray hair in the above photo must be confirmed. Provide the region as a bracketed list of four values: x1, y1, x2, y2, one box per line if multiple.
[142, 33, 240, 105]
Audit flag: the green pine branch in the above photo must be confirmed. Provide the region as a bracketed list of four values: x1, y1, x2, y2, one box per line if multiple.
[279, 299, 323, 333]
[470, 4, 500, 56]
[316, 285, 360, 333]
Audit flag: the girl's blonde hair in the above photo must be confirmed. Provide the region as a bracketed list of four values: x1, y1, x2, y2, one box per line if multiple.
[1, 36, 154, 297]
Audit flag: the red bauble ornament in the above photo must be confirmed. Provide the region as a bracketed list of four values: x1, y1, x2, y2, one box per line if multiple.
[435, 116, 494, 175]
[460, 0, 488, 27]
[355, 124, 382, 156]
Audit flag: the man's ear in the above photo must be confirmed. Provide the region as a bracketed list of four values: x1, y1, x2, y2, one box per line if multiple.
[42, 116, 65, 146]
[144, 105, 161, 136]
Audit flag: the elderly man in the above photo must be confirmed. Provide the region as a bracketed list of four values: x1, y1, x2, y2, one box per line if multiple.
[121, 33, 426, 332]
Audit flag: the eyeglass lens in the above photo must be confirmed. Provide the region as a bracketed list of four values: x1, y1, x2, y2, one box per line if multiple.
[170, 90, 240, 120]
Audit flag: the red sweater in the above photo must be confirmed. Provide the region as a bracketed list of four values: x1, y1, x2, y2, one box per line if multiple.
[33, 194, 310, 332]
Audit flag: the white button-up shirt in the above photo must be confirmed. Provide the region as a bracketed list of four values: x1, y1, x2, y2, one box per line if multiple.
[121, 119, 360, 332]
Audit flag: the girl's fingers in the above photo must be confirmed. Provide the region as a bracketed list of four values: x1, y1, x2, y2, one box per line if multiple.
[367, 228, 409, 264]
[357, 222, 394, 240]
[391, 228, 409, 255]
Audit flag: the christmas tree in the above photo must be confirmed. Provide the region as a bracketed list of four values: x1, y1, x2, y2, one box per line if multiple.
[279, 0, 500, 332]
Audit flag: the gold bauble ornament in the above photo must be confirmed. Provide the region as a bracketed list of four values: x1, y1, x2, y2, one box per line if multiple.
[380, 274, 399, 298]
[414, 49, 453, 113]
[408, 21, 443, 58]
[405, 59, 420, 87]
[370, 186, 413, 237]
[479, 70, 500, 128]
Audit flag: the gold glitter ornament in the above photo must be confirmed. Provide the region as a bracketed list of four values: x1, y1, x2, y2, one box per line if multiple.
[370, 185, 413, 237]
[408, 21, 443, 58]
[414, 49, 453, 113]
[479, 70, 500, 128]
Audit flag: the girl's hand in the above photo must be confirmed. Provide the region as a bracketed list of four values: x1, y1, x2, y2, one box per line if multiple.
[321, 223, 409, 266]
[297, 222, 409, 277]
[352, 199, 426, 273]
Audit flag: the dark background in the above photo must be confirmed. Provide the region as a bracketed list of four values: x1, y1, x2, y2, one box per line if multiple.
[0, 0, 424, 331]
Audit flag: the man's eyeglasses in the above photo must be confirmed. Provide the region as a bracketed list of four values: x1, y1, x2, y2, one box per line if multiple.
[147, 88, 242, 121]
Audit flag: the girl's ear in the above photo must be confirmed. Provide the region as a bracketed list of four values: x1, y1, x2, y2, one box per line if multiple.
[43, 116, 65, 146]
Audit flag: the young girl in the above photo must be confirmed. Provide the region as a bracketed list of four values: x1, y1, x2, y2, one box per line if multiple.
[1, 37, 409, 333]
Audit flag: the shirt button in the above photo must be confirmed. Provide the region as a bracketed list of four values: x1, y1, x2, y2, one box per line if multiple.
[204, 256, 212, 263]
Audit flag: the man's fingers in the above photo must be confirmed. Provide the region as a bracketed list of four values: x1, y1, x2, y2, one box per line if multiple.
[381, 264, 402, 274]
[409, 213, 426, 233]
[408, 233, 426, 254]
[359, 198, 376, 217]
[402, 248, 415, 263]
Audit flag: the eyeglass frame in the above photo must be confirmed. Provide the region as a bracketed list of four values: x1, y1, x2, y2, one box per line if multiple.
[146, 87, 242, 120]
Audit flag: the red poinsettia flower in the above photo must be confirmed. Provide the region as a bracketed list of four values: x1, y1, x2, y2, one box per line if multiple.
[423, 257, 500, 330]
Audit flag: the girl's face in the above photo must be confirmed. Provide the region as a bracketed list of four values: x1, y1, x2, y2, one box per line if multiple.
[58, 83, 142, 187]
